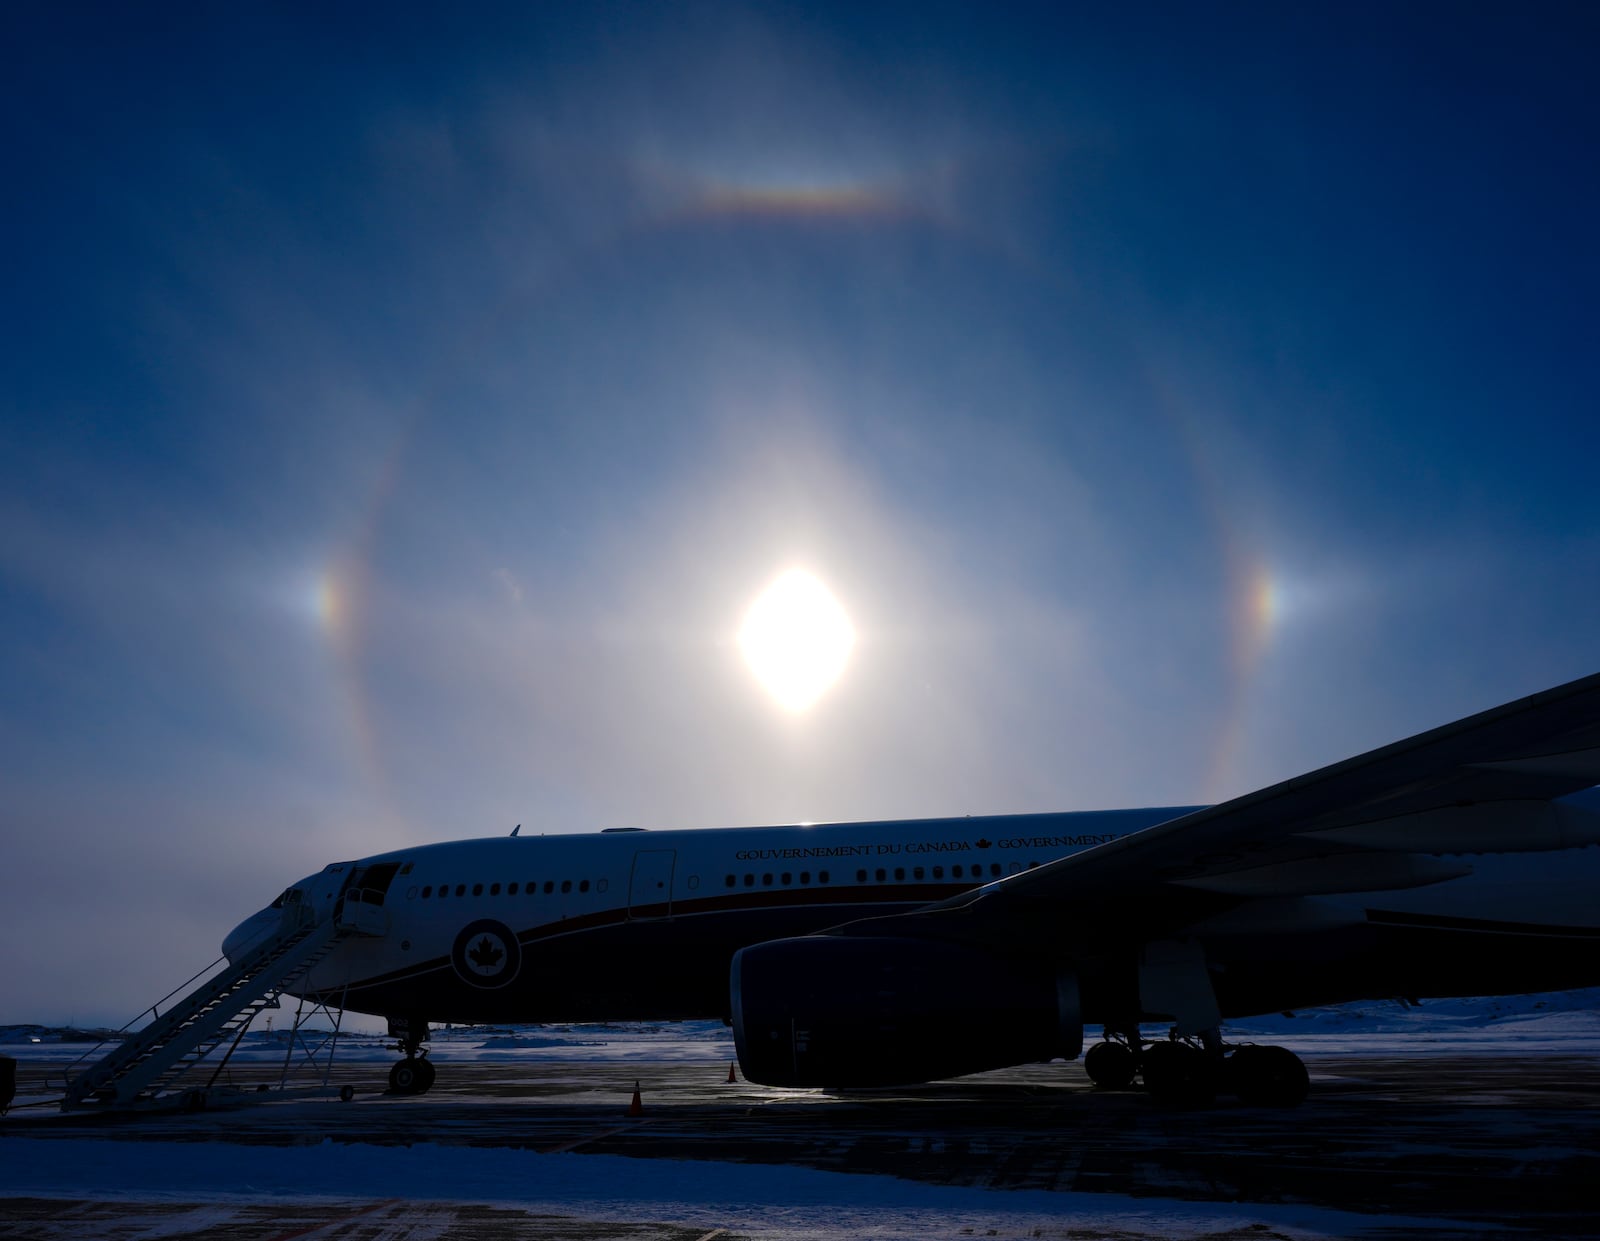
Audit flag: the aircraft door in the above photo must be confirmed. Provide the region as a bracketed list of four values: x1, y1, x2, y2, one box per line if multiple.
[628, 850, 676, 918]
[348, 861, 403, 906]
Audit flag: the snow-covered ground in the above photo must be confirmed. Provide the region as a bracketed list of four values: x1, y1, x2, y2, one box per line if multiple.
[1227, 986, 1600, 1054]
[1, 1018, 739, 1067]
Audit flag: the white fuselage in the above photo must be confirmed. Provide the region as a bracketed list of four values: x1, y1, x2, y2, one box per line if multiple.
[223, 807, 1600, 1029]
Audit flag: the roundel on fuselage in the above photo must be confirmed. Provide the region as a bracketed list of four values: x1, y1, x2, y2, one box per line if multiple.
[451, 919, 522, 989]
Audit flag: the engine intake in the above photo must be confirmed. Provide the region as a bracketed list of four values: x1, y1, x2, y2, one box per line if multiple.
[731, 935, 1080, 1087]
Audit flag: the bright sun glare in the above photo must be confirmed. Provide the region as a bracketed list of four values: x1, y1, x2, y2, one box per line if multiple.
[739, 570, 856, 712]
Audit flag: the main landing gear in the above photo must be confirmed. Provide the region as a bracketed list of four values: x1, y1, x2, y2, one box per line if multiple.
[1084, 1029, 1309, 1108]
[388, 1022, 437, 1096]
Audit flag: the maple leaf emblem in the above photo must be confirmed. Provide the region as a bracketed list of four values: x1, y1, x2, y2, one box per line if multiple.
[975, 838, 992, 849]
[468, 935, 505, 970]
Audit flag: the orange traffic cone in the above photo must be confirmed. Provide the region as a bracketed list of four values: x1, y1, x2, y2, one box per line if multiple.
[727, 1060, 738, 1084]
[627, 1080, 643, 1117]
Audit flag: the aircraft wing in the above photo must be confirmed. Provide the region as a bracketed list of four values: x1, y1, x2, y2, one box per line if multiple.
[830, 669, 1600, 955]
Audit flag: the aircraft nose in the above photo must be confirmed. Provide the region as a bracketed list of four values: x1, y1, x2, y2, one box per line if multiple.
[222, 906, 279, 964]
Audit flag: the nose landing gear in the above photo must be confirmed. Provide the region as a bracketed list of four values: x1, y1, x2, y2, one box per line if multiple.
[388, 1056, 436, 1095]
[387, 1020, 437, 1096]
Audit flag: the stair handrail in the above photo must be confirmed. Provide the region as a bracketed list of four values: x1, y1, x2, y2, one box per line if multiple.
[57, 954, 233, 1086]
[154, 930, 349, 1096]
[59, 905, 327, 1094]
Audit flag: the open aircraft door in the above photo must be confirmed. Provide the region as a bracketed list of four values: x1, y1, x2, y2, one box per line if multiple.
[628, 849, 676, 919]
[338, 859, 408, 935]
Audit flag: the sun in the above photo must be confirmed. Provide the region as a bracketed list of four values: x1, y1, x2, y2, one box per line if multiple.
[738, 570, 856, 712]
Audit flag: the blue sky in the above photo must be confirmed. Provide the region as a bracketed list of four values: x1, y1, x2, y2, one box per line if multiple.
[3, 3, 1597, 1023]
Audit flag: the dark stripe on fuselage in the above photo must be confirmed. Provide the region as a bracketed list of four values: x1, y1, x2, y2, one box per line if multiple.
[310, 881, 975, 1018]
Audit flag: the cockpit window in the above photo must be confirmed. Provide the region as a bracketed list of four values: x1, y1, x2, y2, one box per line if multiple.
[270, 890, 287, 909]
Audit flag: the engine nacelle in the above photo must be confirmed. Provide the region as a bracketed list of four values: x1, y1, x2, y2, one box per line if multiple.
[730, 935, 1081, 1087]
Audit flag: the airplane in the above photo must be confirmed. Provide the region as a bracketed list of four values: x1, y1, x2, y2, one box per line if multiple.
[223, 669, 1600, 1106]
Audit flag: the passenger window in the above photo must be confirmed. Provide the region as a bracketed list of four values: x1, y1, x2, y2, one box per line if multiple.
[687, 875, 699, 890]
[508, 883, 519, 895]
[875, 868, 886, 882]
[856, 869, 867, 883]
[544, 881, 555, 894]
[490, 883, 501, 895]
[597, 878, 608, 893]
[725, 875, 736, 888]
[579, 879, 590, 893]
[762, 873, 773, 886]
[799, 872, 810, 885]
[952, 865, 963, 879]
[932, 867, 943, 880]
[819, 871, 830, 884]
[421, 886, 433, 898]
[405, 886, 417, 899]
[561, 879, 572, 893]
[456, 884, 467, 896]
[894, 867, 905, 881]
[438, 886, 448, 899]
[991, 864, 1002, 877]
[473, 883, 484, 896]
[912, 867, 924, 880]
[781, 873, 792, 885]
[744, 874, 755, 887]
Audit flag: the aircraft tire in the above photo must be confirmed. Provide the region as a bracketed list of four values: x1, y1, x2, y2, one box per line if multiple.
[389, 1060, 426, 1095]
[1083, 1040, 1137, 1088]
[1140, 1041, 1217, 1108]
[415, 1058, 437, 1093]
[1228, 1044, 1309, 1108]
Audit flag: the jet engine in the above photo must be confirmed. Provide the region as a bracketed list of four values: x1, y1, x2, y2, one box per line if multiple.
[730, 935, 1081, 1087]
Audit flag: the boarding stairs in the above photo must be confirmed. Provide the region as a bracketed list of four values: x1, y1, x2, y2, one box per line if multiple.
[60, 901, 372, 1111]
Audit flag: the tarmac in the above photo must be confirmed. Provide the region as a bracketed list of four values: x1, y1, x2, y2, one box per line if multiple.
[3, 1049, 1599, 1238]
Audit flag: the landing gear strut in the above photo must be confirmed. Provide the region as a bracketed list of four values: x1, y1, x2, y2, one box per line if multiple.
[388, 1020, 436, 1096]
[1140, 1037, 1218, 1107]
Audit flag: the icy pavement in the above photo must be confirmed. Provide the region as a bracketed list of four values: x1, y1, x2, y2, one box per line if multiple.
[0, 1136, 1511, 1240]
[5, 1051, 1599, 1238]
